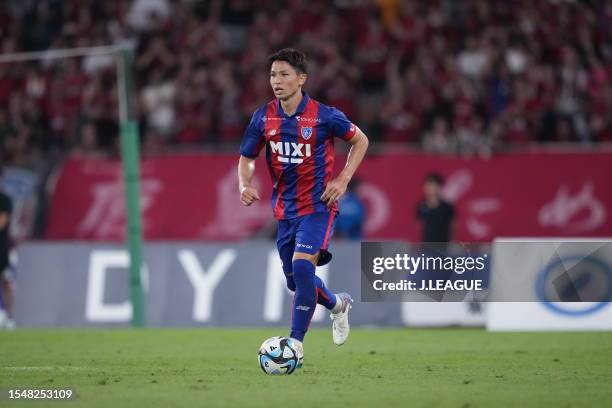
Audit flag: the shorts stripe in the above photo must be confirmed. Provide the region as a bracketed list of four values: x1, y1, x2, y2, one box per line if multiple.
[321, 211, 335, 249]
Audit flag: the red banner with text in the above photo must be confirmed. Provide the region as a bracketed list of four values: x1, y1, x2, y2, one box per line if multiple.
[46, 152, 612, 242]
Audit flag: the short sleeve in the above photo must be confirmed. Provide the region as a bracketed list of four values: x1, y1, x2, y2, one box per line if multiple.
[239, 109, 265, 158]
[328, 107, 357, 141]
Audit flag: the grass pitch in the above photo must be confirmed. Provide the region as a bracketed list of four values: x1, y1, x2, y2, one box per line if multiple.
[1, 328, 611, 407]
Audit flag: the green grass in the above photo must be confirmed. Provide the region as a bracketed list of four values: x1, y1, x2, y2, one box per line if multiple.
[1, 329, 611, 407]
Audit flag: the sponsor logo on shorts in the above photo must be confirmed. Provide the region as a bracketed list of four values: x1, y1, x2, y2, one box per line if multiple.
[296, 243, 313, 249]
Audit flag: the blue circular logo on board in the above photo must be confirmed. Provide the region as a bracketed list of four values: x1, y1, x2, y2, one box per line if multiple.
[535, 255, 611, 316]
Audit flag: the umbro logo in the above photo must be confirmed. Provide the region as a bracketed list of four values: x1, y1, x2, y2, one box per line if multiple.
[268, 129, 277, 136]
[296, 305, 311, 311]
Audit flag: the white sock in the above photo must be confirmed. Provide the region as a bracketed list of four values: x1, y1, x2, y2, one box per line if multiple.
[331, 294, 343, 314]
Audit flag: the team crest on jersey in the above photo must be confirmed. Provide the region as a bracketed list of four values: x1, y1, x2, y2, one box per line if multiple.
[301, 127, 313, 140]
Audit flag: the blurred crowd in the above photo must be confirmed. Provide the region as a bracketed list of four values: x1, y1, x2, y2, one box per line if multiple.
[1, 0, 611, 168]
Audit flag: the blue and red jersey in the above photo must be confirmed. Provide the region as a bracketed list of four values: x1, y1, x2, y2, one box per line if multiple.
[240, 92, 357, 220]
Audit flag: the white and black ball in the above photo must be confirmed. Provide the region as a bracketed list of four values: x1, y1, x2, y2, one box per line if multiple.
[257, 336, 303, 375]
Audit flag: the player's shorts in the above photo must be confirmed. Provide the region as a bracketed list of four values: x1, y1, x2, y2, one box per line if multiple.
[276, 210, 337, 273]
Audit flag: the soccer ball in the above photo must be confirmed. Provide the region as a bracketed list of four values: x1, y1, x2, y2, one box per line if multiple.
[258, 336, 303, 375]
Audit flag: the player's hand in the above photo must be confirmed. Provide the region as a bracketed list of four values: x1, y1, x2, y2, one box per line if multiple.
[321, 177, 348, 207]
[240, 185, 260, 206]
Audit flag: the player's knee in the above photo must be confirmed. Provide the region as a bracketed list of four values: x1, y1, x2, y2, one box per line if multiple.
[292, 251, 319, 266]
[292, 258, 316, 289]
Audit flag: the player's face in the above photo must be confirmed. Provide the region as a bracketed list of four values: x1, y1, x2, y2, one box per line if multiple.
[270, 61, 306, 101]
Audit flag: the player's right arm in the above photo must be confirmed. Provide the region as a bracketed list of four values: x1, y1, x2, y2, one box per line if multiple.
[238, 156, 260, 206]
[238, 106, 266, 207]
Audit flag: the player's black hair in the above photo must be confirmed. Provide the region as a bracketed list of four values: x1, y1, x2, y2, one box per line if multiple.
[268, 48, 308, 74]
[424, 172, 444, 186]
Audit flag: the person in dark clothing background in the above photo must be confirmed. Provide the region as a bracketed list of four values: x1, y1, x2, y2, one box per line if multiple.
[336, 178, 366, 240]
[0, 173, 13, 329]
[416, 172, 455, 243]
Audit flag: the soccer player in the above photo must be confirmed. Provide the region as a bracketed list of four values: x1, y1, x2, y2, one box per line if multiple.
[238, 48, 369, 357]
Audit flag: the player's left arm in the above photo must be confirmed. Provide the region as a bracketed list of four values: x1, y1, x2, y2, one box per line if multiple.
[321, 128, 369, 206]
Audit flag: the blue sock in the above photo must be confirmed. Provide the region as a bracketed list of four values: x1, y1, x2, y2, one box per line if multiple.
[290, 259, 317, 342]
[314, 275, 337, 310]
[285, 272, 336, 311]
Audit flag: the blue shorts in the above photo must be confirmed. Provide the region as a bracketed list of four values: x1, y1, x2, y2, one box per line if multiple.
[276, 211, 337, 273]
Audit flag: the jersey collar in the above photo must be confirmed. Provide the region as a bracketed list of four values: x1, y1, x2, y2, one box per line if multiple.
[277, 91, 309, 118]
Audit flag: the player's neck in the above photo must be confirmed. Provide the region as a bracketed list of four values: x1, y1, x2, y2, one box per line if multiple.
[279, 90, 303, 116]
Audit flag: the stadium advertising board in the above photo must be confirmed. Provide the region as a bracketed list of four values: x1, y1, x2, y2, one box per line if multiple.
[487, 239, 612, 331]
[15, 242, 402, 327]
[46, 152, 612, 242]
[16, 241, 610, 329]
